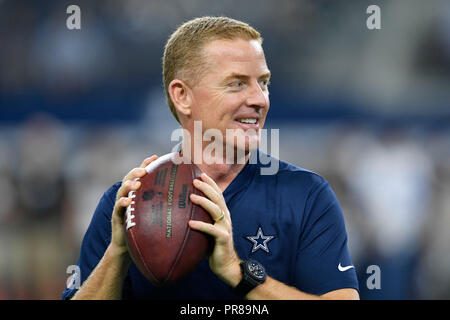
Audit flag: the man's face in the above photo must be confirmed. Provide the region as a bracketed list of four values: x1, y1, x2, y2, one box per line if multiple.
[188, 38, 271, 155]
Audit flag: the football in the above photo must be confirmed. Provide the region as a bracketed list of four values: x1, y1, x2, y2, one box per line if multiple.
[124, 152, 213, 286]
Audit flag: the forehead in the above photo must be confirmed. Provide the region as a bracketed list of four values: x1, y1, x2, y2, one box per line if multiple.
[201, 38, 268, 76]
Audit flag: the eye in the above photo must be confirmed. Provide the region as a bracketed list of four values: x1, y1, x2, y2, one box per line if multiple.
[260, 79, 271, 89]
[227, 80, 245, 91]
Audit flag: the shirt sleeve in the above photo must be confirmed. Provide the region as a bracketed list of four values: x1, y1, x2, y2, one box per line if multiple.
[61, 182, 122, 300]
[294, 181, 359, 295]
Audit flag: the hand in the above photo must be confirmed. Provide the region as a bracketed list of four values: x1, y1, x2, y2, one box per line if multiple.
[188, 173, 242, 287]
[111, 155, 158, 255]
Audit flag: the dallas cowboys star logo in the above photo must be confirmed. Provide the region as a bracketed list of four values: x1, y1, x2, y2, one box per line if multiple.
[245, 227, 275, 253]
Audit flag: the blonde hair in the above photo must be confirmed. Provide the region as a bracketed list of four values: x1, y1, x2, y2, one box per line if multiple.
[162, 16, 262, 123]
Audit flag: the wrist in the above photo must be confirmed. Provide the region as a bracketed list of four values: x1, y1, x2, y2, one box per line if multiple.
[219, 258, 243, 288]
[106, 243, 131, 265]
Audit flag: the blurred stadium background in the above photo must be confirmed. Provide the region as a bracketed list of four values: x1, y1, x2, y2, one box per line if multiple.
[0, 0, 449, 299]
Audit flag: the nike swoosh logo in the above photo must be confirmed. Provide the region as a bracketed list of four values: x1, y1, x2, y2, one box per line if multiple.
[338, 263, 354, 272]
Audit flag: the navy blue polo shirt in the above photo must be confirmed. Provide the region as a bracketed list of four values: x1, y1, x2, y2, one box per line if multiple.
[62, 152, 359, 299]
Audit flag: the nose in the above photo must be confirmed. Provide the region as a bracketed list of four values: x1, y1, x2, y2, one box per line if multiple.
[245, 81, 269, 110]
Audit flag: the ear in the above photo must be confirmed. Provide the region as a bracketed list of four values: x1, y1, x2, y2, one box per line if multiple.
[168, 79, 193, 118]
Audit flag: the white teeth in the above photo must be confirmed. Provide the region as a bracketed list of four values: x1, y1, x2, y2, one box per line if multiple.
[237, 118, 257, 124]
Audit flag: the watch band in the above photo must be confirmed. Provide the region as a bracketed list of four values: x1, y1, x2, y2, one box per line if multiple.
[234, 278, 257, 297]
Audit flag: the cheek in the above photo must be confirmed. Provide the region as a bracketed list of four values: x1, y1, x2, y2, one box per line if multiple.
[191, 89, 215, 119]
[201, 92, 238, 122]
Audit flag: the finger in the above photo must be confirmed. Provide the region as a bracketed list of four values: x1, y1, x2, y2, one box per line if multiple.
[193, 179, 222, 206]
[195, 175, 230, 222]
[114, 156, 158, 218]
[122, 167, 146, 184]
[113, 196, 133, 218]
[190, 193, 223, 223]
[200, 173, 223, 196]
[116, 178, 141, 200]
[188, 220, 228, 242]
[122, 156, 158, 184]
[119, 196, 133, 207]
[140, 155, 158, 168]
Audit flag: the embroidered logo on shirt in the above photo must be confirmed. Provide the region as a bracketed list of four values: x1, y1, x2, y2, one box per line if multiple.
[338, 263, 354, 272]
[245, 227, 275, 253]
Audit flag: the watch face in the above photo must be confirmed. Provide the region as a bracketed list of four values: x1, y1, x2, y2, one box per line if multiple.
[247, 261, 265, 280]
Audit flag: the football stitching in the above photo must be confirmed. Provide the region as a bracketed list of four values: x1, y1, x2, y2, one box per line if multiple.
[126, 188, 160, 286]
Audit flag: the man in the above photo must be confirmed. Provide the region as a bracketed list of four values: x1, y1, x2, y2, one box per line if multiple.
[63, 16, 359, 300]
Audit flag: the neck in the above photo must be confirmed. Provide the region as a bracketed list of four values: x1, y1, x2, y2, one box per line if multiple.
[180, 138, 250, 192]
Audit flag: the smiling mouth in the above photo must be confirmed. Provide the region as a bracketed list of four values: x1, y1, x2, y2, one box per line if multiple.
[234, 119, 260, 130]
[236, 118, 258, 125]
